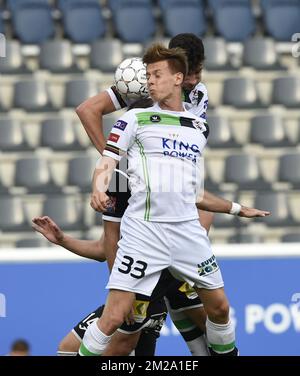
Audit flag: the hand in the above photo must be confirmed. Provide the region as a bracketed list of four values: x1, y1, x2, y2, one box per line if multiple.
[32, 216, 64, 245]
[90, 191, 110, 212]
[238, 206, 271, 218]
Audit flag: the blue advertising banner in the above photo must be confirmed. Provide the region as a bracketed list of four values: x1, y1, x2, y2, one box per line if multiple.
[0, 255, 299, 356]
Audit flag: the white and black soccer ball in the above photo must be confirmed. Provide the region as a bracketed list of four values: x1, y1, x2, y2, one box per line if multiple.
[114, 57, 148, 101]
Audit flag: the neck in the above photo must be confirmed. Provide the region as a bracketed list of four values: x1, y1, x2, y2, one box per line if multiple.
[158, 96, 184, 112]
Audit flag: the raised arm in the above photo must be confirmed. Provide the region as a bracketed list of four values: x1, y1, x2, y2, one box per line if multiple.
[32, 216, 105, 262]
[76, 91, 117, 154]
[197, 190, 270, 218]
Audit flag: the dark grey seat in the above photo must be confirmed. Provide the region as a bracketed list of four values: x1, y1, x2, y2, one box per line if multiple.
[0, 172, 8, 193]
[15, 158, 59, 193]
[279, 153, 300, 188]
[0, 40, 29, 74]
[224, 154, 269, 190]
[250, 114, 292, 147]
[41, 118, 82, 150]
[281, 233, 300, 243]
[14, 80, 53, 111]
[229, 233, 264, 243]
[67, 156, 97, 192]
[42, 195, 84, 231]
[0, 119, 30, 151]
[90, 39, 123, 72]
[40, 40, 79, 73]
[203, 37, 232, 70]
[272, 77, 300, 108]
[65, 79, 98, 108]
[206, 115, 239, 148]
[254, 192, 293, 227]
[16, 238, 50, 248]
[243, 38, 284, 70]
[223, 77, 261, 108]
[0, 196, 28, 231]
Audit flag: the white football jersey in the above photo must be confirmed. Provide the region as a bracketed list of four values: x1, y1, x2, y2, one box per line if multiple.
[103, 103, 209, 222]
[106, 81, 209, 120]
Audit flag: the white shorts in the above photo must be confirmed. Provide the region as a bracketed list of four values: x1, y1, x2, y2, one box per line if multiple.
[107, 216, 224, 296]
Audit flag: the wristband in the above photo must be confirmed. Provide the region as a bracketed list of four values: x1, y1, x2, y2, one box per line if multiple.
[229, 202, 242, 215]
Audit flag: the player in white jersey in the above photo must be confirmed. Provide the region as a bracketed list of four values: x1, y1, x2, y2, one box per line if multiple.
[78, 44, 245, 356]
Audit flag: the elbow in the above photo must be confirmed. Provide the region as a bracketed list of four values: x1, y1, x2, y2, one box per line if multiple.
[75, 98, 103, 119]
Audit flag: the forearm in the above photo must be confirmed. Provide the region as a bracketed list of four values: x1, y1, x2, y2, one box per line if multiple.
[59, 235, 105, 262]
[196, 190, 232, 213]
[76, 92, 116, 154]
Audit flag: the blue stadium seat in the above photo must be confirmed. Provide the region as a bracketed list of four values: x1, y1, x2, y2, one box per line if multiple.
[263, 1, 300, 41]
[159, 0, 203, 10]
[214, 1, 256, 42]
[162, 2, 206, 37]
[108, 0, 151, 12]
[208, 0, 250, 12]
[58, 0, 99, 12]
[7, 0, 49, 11]
[63, 2, 106, 43]
[114, 2, 155, 43]
[261, 0, 300, 11]
[12, 3, 55, 44]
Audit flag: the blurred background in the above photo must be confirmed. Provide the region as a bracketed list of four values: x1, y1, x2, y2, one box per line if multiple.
[0, 0, 300, 356]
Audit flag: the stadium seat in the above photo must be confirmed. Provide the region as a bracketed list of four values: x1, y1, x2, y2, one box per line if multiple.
[64, 79, 98, 108]
[0, 40, 29, 74]
[243, 38, 284, 70]
[40, 40, 78, 73]
[208, 0, 250, 12]
[272, 77, 300, 108]
[0, 171, 8, 193]
[42, 195, 84, 231]
[41, 118, 82, 151]
[206, 115, 239, 148]
[254, 192, 293, 227]
[16, 238, 50, 248]
[223, 77, 261, 108]
[0, 14, 4, 34]
[162, 2, 206, 37]
[250, 114, 292, 147]
[12, 2, 55, 44]
[203, 38, 232, 70]
[58, 0, 100, 12]
[281, 233, 300, 243]
[214, 1, 256, 42]
[7, 0, 49, 11]
[14, 80, 53, 111]
[278, 153, 300, 188]
[15, 158, 59, 193]
[229, 233, 264, 243]
[224, 154, 269, 190]
[108, 0, 151, 12]
[90, 39, 123, 73]
[0, 196, 28, 231]
[63, 2, 106, 43]
[114, 2, 155, 43]
[67, 156, 97, 192]
[159, 0, 204, 10]
[0, 119, 30, 151]
[263, 1, 300, 41]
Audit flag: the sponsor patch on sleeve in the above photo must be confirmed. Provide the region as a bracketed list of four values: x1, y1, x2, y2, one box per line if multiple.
[108, 133, 120, 143]
[113, 120, 128, 131]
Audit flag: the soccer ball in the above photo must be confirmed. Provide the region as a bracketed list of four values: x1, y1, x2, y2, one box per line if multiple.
[114, 57, 148, 101]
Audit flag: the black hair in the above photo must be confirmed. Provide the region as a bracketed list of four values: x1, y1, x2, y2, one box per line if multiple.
[169, 33, 205, 73]
[127, 97, 154, 110]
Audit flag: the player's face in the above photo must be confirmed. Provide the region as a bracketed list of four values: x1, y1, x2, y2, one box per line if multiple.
[183, 67, 202, 91]
[146, 60, 183, 102]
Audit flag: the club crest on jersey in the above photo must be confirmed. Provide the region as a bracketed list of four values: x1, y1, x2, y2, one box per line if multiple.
[113, 120, 127, 131]
[192, 89, 204, 106]
[192, 120, 206, 132]
[150, 114, 161, 123]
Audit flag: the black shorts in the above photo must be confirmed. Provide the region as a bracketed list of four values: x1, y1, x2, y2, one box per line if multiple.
[103, 168, 130, 222]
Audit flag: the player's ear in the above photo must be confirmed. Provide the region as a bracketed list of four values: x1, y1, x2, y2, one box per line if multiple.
[174, 72, 184, 86]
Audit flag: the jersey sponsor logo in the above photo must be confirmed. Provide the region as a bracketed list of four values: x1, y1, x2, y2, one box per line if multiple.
[197, 255, 219, 277]
[150, 114, 161, 123]
[108, 133, 120, 143]
[113, 120, 128, 131]
[162, 138, 200, 163]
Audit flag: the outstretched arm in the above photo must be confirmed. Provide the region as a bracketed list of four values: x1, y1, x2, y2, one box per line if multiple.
[32, 216, 105, 262]
[197, 190, 270, 218]
[76, 91, 117, 154]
